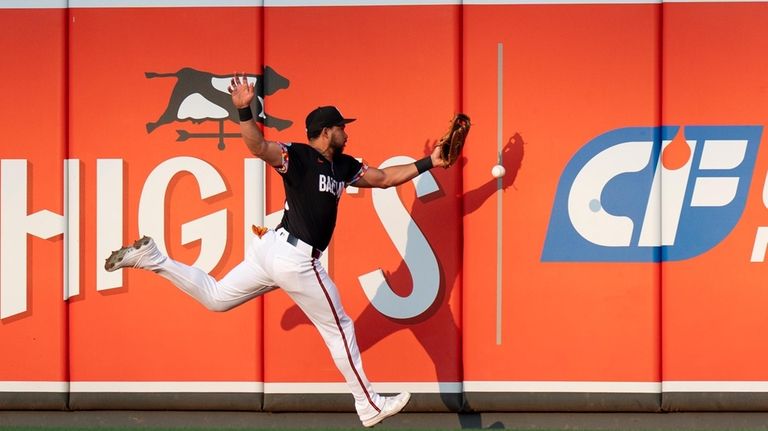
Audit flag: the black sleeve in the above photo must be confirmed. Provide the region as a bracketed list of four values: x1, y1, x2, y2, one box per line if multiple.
[274, 143, 304, 182]
[341, 154, 367, 186]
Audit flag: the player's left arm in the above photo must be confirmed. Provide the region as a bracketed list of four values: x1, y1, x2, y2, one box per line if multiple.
[354, 145, 448, 189]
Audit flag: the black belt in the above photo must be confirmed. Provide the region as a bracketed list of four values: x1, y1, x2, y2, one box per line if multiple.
[286, 232, 323, 259]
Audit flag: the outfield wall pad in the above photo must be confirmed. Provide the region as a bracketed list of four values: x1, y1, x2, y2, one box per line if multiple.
[3, 1, 768, 413]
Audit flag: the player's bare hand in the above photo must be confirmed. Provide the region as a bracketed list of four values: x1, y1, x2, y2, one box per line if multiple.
[431, 141, 449, 168]
[228, 72, 255, 109]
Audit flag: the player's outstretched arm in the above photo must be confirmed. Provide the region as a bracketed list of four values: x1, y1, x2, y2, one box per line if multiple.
[228, 72, 283, 167]
[354, 145, 448, 189]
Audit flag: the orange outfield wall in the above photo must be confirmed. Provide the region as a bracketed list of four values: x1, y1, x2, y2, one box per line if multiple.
[3, 1, 768, 413]
[0, 8, 68, 409]
[462, 3, 661, 383]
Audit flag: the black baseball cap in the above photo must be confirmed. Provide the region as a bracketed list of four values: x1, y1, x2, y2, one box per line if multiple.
[305, 106, 356, 135]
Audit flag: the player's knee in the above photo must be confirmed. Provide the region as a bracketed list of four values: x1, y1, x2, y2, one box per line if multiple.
[338, 313, 355, 330]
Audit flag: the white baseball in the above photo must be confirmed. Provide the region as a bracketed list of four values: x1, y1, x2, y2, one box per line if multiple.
[491, 164, 506, 178]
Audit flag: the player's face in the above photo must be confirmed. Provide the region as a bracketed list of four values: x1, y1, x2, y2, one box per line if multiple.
[328, 125, 348, 156]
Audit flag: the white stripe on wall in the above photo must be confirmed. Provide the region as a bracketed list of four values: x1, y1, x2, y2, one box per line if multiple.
[0, 1, 67, 7]
[664, 0, 768, 2]
[463, 0, 658, 3]
[68, 0, 262, 6]
[12, 381, 768, 393]
[0, 382, 69, 392]
[69, 381, 264, 393]
[6, 0, 768, 8]
[663, 381, 768, 392]
[264, 0, 460, 5]
[463, 381, 662, 393]
[265, 382, 463, 393]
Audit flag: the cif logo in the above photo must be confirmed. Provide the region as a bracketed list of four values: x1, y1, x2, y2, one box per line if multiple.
[542, 125, 762, 262]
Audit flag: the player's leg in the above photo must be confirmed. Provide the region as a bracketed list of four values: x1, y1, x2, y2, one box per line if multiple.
[272, 249, 409, 426]
[274, 255, 382, 420]
[156, 252, 275, 312]
[105, 234, 276, 311]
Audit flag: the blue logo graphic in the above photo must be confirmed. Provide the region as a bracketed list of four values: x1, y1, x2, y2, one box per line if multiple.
[542, 126, 763, 262]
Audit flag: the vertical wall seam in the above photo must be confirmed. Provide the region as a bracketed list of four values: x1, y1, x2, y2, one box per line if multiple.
[458, 0, 468, 412]
[64, 0, 72, 412]
[259, 0, 266, 413]
[658, 0, 665, 412]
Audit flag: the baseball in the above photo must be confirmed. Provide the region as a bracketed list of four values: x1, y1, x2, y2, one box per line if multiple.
[491, 164, 506, 178]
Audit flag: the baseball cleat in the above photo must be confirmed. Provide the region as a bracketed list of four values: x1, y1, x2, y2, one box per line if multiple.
[362, 392, 411, 427]
[104, 236, 162, 272]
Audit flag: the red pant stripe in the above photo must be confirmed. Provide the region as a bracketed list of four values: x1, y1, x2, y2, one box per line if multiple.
[312, 261, 380, 413]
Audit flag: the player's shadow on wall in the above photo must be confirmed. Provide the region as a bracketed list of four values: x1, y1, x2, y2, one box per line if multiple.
[281, 132, 525, 413]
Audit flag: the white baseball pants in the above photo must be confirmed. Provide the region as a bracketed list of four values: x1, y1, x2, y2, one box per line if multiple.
[146, 228, 384, 421]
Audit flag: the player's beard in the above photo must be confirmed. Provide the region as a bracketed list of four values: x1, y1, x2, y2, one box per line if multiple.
[330, 135, 346, 156]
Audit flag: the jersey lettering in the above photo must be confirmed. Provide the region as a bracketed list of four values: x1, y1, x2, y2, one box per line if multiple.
[319, 173, 344, 198]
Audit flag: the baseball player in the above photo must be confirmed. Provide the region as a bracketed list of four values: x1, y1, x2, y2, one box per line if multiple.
[105, 73, 450, 427]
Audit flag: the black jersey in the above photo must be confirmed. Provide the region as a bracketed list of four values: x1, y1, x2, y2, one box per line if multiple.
[274, 142, 367, 251]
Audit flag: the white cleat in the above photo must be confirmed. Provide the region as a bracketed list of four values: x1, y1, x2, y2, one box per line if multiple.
[362, 392, 411, 428]
[104, 236, 162, 272]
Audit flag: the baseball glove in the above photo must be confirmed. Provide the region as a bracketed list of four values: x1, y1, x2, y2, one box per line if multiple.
[438, 113, 471, 168]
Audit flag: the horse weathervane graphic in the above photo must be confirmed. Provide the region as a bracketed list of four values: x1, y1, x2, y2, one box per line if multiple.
[145, 66, 292, 150]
